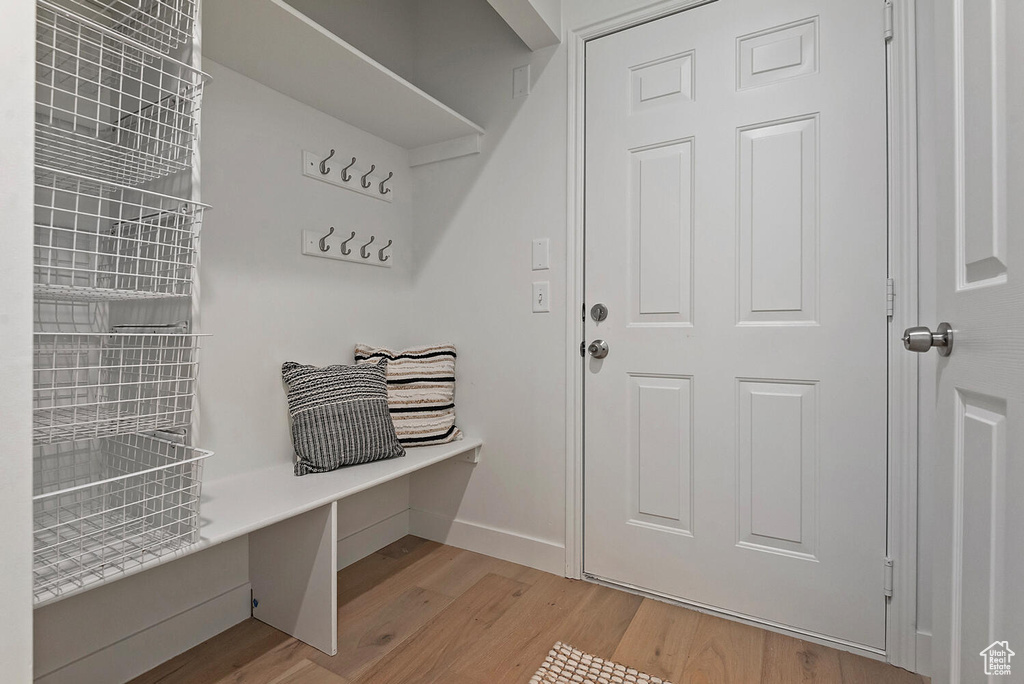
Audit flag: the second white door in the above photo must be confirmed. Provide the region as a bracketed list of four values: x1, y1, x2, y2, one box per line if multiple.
[584, 0, 890, 649]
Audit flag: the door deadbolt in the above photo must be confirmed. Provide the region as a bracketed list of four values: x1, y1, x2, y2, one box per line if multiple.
[903, 323, 953, 356]
[588, 339, 609, 359]
[590, 303, 608, 322]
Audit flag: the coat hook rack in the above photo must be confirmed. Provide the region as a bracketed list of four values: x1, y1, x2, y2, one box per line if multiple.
[302, 230, 393, 269]
[339, 230, 356, 255]
[303, 151, 394, 203]
[379, 172, 393, 195]
[318, 226, 335, 252]
[341, 157, 357, 182]
[360, 165, 376, 189]
[319, 149, 335, 175]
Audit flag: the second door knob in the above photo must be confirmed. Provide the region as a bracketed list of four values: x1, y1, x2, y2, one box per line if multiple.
[588, 340, 609, 359]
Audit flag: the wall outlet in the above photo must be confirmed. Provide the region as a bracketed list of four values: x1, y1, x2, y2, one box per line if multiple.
[532, 281, 550, 313]
[532, 238, 550, 270]
[513, 64, 531, 99]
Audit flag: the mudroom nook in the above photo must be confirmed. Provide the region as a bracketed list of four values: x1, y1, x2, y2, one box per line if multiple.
[1, 0, 1020, 683]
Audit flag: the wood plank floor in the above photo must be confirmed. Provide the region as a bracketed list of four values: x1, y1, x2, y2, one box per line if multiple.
[131, 536, 928, 684]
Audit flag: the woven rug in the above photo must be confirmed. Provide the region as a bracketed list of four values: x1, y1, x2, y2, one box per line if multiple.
[530, 642, 673, 684]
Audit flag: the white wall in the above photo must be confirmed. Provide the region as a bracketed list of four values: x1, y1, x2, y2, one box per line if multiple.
[198, 59, 415, 481]
[403, 0, 568, 572]
[336, 477, 412, 567]
[266, 0, 574, 572]
[246, 0, 579, 572]
[0, 1, 37, 680]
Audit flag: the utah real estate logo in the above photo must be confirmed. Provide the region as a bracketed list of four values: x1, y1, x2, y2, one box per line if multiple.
[980, 641, 1014, 676]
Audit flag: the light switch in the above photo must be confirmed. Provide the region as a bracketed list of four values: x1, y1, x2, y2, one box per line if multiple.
[533, 281, 550, 313]
[513, 64, 531, 99]
[532, 238, 550, 270]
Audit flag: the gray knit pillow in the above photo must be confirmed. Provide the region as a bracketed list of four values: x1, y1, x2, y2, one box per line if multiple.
[281, 359, 405, 476]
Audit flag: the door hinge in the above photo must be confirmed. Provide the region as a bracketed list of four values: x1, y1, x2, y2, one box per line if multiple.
[883, 1, 894, 42]
[886, 278, 895, 318]
[884, 557, 894, 598]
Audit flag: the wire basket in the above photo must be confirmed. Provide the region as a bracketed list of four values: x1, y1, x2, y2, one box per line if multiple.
[52, 0, 198, 55]
[34, 167, 207, 301]
[36, 0, 207, 186]
[34, 327, 204, 445]
[33, 433, 211, 604]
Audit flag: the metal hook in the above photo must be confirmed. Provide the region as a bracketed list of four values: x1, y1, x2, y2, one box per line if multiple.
[359, 235, 376, 258]
[318, 226, 335, 252]
[379, 171, 394, 195]
[341, 157, 357, 182]
[378, 239, 393, 262]
[319, 149, 335, 175]
[339, 230, 356, 255]
[360, 164, 376, 189]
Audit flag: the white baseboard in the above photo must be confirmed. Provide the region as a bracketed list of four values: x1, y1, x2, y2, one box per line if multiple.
[409, 508, 565, 576]
[915, 630, 932, 677]
[35, 583, 251, 684]
[337, 509, 411, 569]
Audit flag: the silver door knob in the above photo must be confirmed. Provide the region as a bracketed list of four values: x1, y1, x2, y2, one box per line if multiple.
[903, 323, 953, 356]
[588, 340, 609, 359]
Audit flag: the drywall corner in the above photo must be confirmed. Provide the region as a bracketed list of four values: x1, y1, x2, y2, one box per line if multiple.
[0, 1, 38, 680]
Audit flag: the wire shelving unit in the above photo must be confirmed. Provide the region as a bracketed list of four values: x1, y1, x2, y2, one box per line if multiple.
[31, 0, 210, 605]
[34, 167, 207, 301]
[33, 327, 205, 445]
[54, 0, 198, 55]
[33, 433, 210, 605]
[35, 0, 207, 186]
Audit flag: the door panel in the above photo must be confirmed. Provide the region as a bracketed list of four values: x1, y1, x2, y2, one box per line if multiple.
[632, 374, 693, 533]
[928, 0, 1023, 681]
[956, 392, 1009, 679]
[584, 0, 889, 648]
[737, 115, 818, 323]
[737, 18, 818, 90]
[631, 140, 694, 323]
[737, 379, 817, 559]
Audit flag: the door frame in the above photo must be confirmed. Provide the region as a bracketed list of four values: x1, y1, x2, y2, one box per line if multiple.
[563, 0, 921, 669]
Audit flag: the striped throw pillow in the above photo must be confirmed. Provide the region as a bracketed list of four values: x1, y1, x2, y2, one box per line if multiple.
[281, 359, 405, 476]
[354, 343, 463, 446]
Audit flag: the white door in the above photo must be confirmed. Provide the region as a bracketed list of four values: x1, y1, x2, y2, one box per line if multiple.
[584, 0, 890, 648]
[925, 0, 1024, 681]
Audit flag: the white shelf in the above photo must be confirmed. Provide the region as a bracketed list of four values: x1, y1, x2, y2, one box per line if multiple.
[202, 0, 485, 151]
[32, 438, 482, 607]
[199, 438, 482, 545]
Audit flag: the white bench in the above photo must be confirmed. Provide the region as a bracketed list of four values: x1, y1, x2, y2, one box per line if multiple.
[197, 438, 482, 655]
[79, 439, 479, 656]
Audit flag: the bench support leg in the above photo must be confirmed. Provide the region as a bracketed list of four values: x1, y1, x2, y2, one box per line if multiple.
[249, 501, 338, 655]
